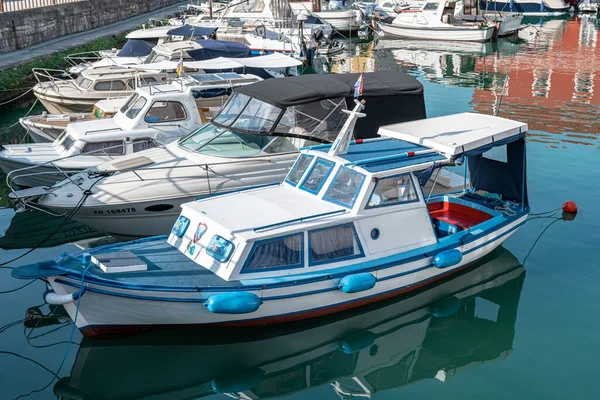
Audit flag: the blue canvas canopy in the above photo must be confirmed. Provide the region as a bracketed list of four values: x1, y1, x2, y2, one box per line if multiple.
[116, 39, 157, 57]
[166, 25, 218, 38]
[188, 40, 251, 61]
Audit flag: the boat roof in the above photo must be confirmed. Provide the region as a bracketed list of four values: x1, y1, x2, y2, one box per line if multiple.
[125, 26, 173, 39]
[378, 113, 527, 157]
[235, 71, 423, 108]
[313, 139, 448, 173]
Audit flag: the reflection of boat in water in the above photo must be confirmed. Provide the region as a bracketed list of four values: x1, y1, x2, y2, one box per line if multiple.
[54, 247, 525, 399]
[0, 209, 105, 250]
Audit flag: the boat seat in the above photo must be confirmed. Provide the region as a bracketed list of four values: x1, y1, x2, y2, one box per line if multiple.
[427, 201, 493, 230]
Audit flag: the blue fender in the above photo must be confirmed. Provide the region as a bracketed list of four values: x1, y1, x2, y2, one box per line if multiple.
[433, 249, 463, 269]
[211, 369, 264, 393]
[204, 292, 261, 314]
[338, 273, 376, 293]
[431, 296, 461, 318]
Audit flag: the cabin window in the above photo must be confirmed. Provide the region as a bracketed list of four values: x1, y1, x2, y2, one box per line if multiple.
[300, 158, 334, 194]
[61, 135, 75, 151]
[75, 75, 92, 90]
[125, 97, 147, 119]
[367, 174, 418, 208]
[133, 138, 159, 152]
[309, 223, 363, 265]
[82, 140, 125, 155]
[120, 93, 139, 113]
[423, 2, 439, 10]
[144, 101, 187, 123]
[244, 233, 304, 272]
[94, 80, 126, 91]
[323, 167, 366, 208]
[285, 154, 313, 186]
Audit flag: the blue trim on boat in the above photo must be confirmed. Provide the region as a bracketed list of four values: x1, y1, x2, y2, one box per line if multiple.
[51, 217, 526, 303]
[252, 209, 347, 233]
[479, 0, 569, 14]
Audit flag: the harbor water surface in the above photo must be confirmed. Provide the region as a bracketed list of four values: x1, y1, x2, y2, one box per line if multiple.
[1, 15, 599, 399]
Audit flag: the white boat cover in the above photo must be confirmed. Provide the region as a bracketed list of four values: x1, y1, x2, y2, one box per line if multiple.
[129, 53, 302, 71]
[378, 113, 528, 157]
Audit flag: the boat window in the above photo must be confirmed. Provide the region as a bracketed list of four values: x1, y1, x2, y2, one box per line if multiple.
[119, 93, 139, 113]
[285, 154, 313, 186]
[367, 174, 418, 208]
[75, 75, 93, 89]
[61, 135, 75, 151]
[244, 233, 304, 272]
[423, 2, 439, 10]
[133, 138, 159, 152]
[275, 98, 347, 143]
[309, 223, 363, 265]
[213, 92, 251, 127]
[178, 122, 274, 157]
[144, 51, 168, 64]
[300, 158, 335, 194]
[324, 167, 366, 208]
[230, 97, 282, 134]
[262, 136, 301, 154]
[94, 80, 126, 91]
[81, 140, 125, 155]
[144, 101, 187, 123]
[125, 96, 147, 119]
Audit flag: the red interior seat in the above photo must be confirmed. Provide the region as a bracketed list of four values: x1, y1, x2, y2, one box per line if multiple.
[427, 201, 493, 230]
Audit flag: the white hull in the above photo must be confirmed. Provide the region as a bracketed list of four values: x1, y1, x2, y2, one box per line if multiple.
[47, 215, 525, 335]
[315, 10, 362, 33]
[378, 22, 495, 42]
[484, 13, 524, 36]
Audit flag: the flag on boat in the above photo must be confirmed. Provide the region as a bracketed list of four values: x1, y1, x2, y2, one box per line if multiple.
[354, 72, 364, 98]
[176, 54, 184, 77]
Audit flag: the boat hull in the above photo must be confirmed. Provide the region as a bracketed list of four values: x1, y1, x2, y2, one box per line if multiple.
[378, 22, 495, 42]
[484, 13, 525, 36]
[45, 214, 526, 337]
[479, 0, 570, 15]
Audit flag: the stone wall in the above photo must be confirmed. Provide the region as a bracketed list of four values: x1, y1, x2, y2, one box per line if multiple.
[0, 0, 181, 54]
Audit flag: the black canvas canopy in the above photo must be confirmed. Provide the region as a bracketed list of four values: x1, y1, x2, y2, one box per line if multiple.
[234, 71, 426, 139]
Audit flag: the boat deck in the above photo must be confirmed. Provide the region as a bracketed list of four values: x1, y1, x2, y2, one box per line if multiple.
[14, 237, 243, 290]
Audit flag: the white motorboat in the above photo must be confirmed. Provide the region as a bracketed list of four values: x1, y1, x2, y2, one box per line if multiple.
[10, 103, 531, 335]
[378, 1, 496, 42]
[2, 73, 262, 188]
[289, 1, 364, 35]
[19, 99, 124, 143]
[479, 0, 570, 15]
[20, 72, 427, 238]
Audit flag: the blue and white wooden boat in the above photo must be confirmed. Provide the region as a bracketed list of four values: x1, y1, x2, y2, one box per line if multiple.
[12, 103, 530, 337]
[479, 0, 570, 16]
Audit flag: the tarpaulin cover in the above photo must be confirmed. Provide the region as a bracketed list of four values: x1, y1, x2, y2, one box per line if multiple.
[117, 39, 157, 57]
[468, 138, 528, 205]
[166, 25, 218, 38]
[187, 40, 251, 60]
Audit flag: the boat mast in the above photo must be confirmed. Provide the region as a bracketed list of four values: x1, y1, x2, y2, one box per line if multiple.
[328, 100, 366, 157]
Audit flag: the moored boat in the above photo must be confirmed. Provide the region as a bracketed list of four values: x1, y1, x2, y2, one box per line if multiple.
[378, 1, 496, 42]
[479, 0, 570, 16]
[11, 103, 531, 336]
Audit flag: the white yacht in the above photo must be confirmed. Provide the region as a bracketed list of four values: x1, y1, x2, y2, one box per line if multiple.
[19, 72, 427, 238]
[378, 1, 496, 42]
[288, 1, 364, 35]
[3, 73, 262, 188]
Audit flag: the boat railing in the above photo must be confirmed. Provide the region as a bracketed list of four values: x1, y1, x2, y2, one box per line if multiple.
[32, 68, 82, 93]
[64, 51, 105, 67]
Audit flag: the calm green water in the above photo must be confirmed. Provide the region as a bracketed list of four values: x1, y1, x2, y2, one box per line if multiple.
[1, 15, 600, 399]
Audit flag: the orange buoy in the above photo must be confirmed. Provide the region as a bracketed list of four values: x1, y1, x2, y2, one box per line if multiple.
[562, 201, 578, 214]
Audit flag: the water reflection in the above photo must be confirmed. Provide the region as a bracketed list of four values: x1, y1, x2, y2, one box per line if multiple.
[54, 247, 525, 400]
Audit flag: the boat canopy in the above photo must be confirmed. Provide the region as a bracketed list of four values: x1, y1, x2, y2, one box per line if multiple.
[188, 40, 251, 60]
[234, 71, 426, 140]
[379, 113, 528, 205]
[166, 25, 218, 38]
[116, 39, 157, 57]
[132, 53, 302, 71]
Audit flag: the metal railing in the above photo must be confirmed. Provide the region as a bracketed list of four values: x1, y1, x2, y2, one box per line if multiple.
[0, 0, 83, 13]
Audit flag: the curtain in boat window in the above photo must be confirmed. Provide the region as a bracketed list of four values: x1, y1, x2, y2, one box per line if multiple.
[81, 141, 124, 155]
[133, 138, 159, 153]
[245, 234, 303, 271]
[309, 224, 362, 264]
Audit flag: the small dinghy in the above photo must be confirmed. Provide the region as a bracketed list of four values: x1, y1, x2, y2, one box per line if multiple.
[12, 102, 530, 337]
[378, 1, 496, 42]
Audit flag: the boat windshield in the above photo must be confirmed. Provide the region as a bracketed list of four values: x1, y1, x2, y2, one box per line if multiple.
[143, 51, 168, 64]
[178, 122, 298, 157]
[212, 92, 348, 142]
